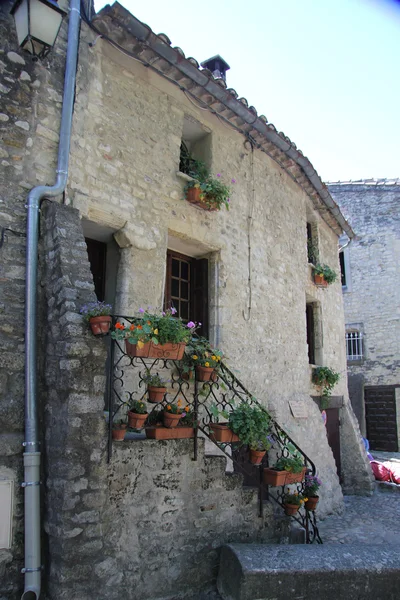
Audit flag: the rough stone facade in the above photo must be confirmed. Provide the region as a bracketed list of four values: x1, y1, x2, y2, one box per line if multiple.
[0, 1, 374, 598]
[329, 182, 400, 446]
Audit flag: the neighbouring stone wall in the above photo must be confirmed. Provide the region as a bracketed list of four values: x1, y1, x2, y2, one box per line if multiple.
[329, 184, 400, 388]
[0, 1, 69, 596]
[41, 202, 109, 599]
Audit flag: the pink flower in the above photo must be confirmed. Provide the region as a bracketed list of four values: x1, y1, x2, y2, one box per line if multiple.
[170, 307, 177, 315]
[187, 321, 195, 328]
[231, 178, 236, 184]
[138, 308, 145, 313]
[216, 173, 221, 177]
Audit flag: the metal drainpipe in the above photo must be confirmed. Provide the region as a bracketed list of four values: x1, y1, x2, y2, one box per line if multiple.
[21, 1, 81, 598]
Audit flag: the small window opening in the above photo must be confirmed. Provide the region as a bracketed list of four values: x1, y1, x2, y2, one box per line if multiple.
[339, 251, 346, 287]
[307, 222, 318, 264]
[306, 303, 315, 364]
[179, 116, 211, 177]
[346, 330, 363, 361]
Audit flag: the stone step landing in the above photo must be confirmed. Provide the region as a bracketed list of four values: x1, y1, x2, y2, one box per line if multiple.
[217, 543, 400, 600]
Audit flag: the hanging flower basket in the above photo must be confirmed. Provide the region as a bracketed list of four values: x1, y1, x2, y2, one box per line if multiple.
[148, 386, 167, 403]
[196, 366, 215, 382]
[125, 340, 186, 360]
[249, 449, 266, 465]
[89, 315, 112, 335]
[283, 503, 300, 516]
[305, 496, 319, 511]
[209, 423, 239, 443]
[127, 411, 148, 429]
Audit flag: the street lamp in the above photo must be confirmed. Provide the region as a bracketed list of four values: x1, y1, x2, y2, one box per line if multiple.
[11, 0, 67, 60]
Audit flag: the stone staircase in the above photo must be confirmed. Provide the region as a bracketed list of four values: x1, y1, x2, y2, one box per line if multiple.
[217, 543, 400, 600]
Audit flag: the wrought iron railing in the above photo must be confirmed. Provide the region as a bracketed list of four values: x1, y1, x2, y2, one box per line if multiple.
[106, 316, 322, 544]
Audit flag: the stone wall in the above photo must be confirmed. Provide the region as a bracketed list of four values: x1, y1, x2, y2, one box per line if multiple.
[329, 183, 400, 387]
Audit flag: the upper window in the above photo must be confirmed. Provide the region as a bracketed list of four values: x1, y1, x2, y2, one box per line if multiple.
[346, 330, 363, 361]
[307, 222, 319, 265]
[339, 251, 346, 287]
[178, 116, 211, 177]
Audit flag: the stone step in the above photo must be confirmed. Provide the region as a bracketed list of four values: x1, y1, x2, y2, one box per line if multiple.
[217, 543, 400, 600]
[375, 480, 400, 493]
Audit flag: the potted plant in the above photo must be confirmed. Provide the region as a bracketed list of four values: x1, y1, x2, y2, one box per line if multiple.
[187, 337, 224, 381]
[228, 403, 271, 465]
[142, 370, 167, 403]
[263, 445, 306, 486]
[208, 403, 239, 443]
[111, 307, 198, 360]
[282, 490, 308, 516]
[80, 301, 112, 335]
[163, 401, 184, 428]
[184, 159, 235, 212]
[112, 419, 127, 441]
[313, 263, 337, 287]
[312, 366, 340, 409]
[127, 399, 148, 429]
[304, 474, 322, 511]
[146, 407, 196, 440]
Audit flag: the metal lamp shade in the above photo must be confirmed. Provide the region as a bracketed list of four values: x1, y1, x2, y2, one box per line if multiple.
[11, 0, 66, 59]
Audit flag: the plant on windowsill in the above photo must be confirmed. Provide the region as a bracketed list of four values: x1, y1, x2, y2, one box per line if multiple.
[282, 490, 308, 516]
[80, 301, 112, 335]
[111, 308, 198, 360]
[313, 263, 338, 287]
[263, 443, 306, 486]
[227, 403, 272, 465]
[127, 399, 148, 429]
[312, 366, 340, 409]
[183, 158, 235, 211]
[303, 473, 322, 511]
[142, 370, 168, 403]
[112, 419, 127, 441]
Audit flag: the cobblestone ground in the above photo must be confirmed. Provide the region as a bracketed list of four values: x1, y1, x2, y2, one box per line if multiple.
[319, 451, 400, 545]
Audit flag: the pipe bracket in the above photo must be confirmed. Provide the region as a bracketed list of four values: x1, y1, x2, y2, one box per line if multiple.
[22, 441, 39, 447]
[21, 481, 41, 487]
[21, 567, 43, 573]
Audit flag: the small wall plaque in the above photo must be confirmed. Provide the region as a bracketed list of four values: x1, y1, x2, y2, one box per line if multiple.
[289, 400, 308, 419]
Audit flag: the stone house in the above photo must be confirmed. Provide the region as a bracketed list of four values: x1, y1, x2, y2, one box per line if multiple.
[0, 1, 373, 598]
[329, 180, 400, 452]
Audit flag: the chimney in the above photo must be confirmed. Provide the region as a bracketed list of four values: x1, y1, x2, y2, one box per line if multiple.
[200, 55, 230, 82]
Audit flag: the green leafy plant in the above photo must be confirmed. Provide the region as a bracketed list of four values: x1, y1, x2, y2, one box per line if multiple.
[165, 401, 185, 415]
[273, 450, 304, 474]
[312, 366, 340, 408]
[187, 337, 223, 368]
[184, 158, 235, 211]
[79, 301, 112, 322]
[313, 263, 337, 284]
[228, 403, 271, 451]
[180, 409, 196, 428]
[307, 239, 319, 264]
[111, 307, 198, 347]
[147, 410, 163, 426]
[129, 399, 147, 414]
[142, 370, 167, 388]
[283, 490, 308, 506]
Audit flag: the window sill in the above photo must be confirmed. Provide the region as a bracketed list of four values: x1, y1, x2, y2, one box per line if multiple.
[176, 171, 195, 183]
[346, 359, 364, 366]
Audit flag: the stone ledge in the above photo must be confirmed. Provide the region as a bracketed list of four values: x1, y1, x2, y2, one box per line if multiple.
[218, 543, 400, 600]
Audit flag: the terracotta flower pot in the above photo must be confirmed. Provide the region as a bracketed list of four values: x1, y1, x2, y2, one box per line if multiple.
[283, 503, 300, 516]
[163, 411, 182, 429]
[89, 315, 111, 335]
[186, 187, 219, 211]
[186, 186, 202, 205]
[284, 467, 307, 484]
[209, 423, 239, 443]
[112, 425, 127, 441]
[148, 386, 167, 403]
[127, 411, 148, 429]
[146, 426, 195, 440]
[196, 366, 215, 382]
[314, 273, 328, 287]
[249, 449, 266, 465]
[305, 496, 319, 511]
[125, 340, 186, 360]
[263, 469, 288, 487]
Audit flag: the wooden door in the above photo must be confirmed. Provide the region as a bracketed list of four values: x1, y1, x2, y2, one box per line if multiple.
[365, 386, 398, 451]
[325, 407, 341, 479]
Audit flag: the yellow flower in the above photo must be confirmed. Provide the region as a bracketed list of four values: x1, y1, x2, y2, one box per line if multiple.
[192, 355, 198, 360]
[216, 356, 221, 361]
[205, 362, 210, 367]
[153, 328, 158, 335]
[211, 355, 217, 361]
[137, 340, 144, 349]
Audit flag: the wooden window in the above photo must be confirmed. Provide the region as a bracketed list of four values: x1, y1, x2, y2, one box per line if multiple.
[165, 250, 209, 338]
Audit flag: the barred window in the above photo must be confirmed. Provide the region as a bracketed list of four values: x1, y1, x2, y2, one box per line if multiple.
[346, 331, 363, 361]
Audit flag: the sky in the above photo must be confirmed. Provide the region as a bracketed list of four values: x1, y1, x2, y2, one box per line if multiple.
[93, 0, 400, 182]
